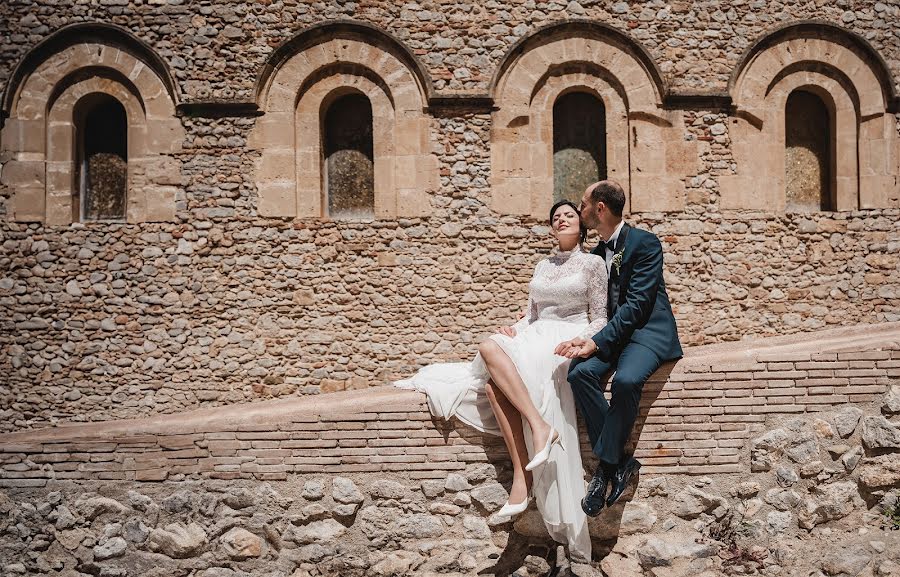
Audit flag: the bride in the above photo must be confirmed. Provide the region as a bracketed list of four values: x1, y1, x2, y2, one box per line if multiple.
[395, 200, 608, 562]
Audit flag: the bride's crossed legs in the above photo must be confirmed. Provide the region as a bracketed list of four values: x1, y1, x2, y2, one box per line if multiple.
[479, 340, 554, 505]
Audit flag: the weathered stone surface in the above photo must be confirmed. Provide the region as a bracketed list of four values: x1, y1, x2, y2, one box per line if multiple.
[620, 501, 657, 535]
[219, 527, 263, 559]
[93, 536, 127, 560]
[797, 482, 860, 529]
[77, 496, 128, 520]
[765, 488, 801, 511]
[862, 416, 900, 450]
[821, 545, 872, 576]
[148, 522, 208, 558]
[784, 432, 819, 463]
[637, 533, 719, 567]
[444, 473, 472, 492]
[671, 486, 728, 519]
[833, 407, 864, 438]
[766, 511, 792, 534]
[391, 514, 444, 539]
[301, 480, 325, 500]
[332, 477, 365, 504]
[370, 480, 407, 500]
[371, 551, 424, 576]
[470, 483, 507, 512]
[288, 518, 347, 544]
[883, 386, 900, 415]
[858, 455, 900, 490]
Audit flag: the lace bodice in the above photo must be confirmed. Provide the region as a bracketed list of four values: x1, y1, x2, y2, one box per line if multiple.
[512, 249, 608, 339]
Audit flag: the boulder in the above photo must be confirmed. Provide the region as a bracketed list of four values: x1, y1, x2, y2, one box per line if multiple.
[77, 496, 128, 520]
[370, 480, 408, 500]
[672, 486, 728, 519]
[882, 385, 900, 414]
[784, 432, 820, 463]
[821, 545, 872, 576]
[287, 519, 347, 544]
[390, 514, 444, 539]
[620, 502, 657, 535]
[93, 537, 127, 560]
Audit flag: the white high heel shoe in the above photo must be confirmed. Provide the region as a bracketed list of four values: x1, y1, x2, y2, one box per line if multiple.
[496, 495, 532, 520]
[525, 427, 560, 471]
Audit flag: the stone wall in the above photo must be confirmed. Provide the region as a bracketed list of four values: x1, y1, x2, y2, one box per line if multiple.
[1, 325, 899, 577]
[1, 3, 900, 427]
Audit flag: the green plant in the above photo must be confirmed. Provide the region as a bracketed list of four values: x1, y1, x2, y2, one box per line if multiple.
[883, 502, 900, 531]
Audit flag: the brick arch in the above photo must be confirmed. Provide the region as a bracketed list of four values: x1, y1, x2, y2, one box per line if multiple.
[250, 24, 437, 219]
[724, 23, 899, 210]
[491, 21, 697, 217]
[0, 30, 184, 224]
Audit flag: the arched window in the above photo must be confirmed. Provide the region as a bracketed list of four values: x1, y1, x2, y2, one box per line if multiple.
[553, 92, 606, 204]
[74, 93, 128, 222]
[323, 93, 374, 218]
[785, 89, 834, 211]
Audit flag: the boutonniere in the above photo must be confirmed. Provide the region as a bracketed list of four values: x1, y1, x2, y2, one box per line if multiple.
[611, 250, 624, 275]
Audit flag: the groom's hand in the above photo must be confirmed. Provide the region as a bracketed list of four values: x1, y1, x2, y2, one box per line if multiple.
[556, 337, 598, 359]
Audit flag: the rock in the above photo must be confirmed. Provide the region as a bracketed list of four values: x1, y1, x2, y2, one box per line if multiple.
[801, 461, 825, 477]
[420, 480, 444, 498]
[371, 551, 424, 576]
[883, 385, 900, 414]
[765, 488, 801, 511]
[332, 477, 365, 504]
[637, 532, 719, 567]
[331, 503, 359, 517]
[392, 514, 444, 539]
[470, 483, 508, 512]
[148, 522, 208, 558]
[461, 515, 490, 538]
[642, 477, 670, 497]
[833, 407, 864, 438]
[766, 511, 792, 534]
[94, 537, 127, 560]
[288, 519, 347, 544]
[370, 480, 407, 500]
[841, 447, 862, 471]
[862, 416, 900, 449]
[77, 496, 129, 519]
[858, 454, 900, 490]
[751, 428, 790, 471]
[732, 482, 760, 498]
[814, 418, 836, 438]
[124, 518, 150, 543]
[785, 432, 819, 463]
[600, 551, 643, 577]
[672, 486, 728, 519]
[876, 560, 900, 576]
[302, 480, 325, 500]
[821, 545, 871, 576]
[620, 502, 657, 535]
[161, 490, 193, 513]
[429, 502, 462, 515]
[517, 554, 552, 577]
[65, 280, 82, 297]
[55, 505, 76, 529]
[220, 527, 263, 559]
[798, 482, 860, 529]
[445, 473, 472, 492]
[775, 467, 799, 487]
[826, 444, 851, 458]
[222, 488, 253, 509]
[738, 498, 763, 518]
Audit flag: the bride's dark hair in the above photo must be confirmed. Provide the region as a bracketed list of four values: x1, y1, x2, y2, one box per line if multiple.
[549, 200, 587, 245]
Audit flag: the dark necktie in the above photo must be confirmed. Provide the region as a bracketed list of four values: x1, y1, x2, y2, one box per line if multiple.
[605, 239, 616, 252]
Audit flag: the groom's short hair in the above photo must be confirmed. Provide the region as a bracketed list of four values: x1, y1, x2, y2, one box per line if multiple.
[590, 180, 625, 217]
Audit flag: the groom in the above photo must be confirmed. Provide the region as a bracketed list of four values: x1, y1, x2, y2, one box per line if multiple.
[555, 179, 682, 516]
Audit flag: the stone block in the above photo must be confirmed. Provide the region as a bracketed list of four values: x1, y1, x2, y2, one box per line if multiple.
[45, 193, 73, 226]
[257, 182, 297, 217]
[492, 178, 530, 215]
[1, 118, 45, 154]
[10, 186, 45, 221]
[257, 150, 296, 183]
[1, 159, 44, 187]
[143, 186, 177, 222]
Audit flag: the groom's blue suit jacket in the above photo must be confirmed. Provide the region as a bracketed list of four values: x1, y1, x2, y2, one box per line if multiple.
[589, 223, 683, 362]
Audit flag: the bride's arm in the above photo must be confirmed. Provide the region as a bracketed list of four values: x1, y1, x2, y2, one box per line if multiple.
[578, 255, 608, 339]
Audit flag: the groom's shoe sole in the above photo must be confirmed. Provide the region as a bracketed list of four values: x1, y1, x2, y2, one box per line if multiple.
[605, 458, 641, 508]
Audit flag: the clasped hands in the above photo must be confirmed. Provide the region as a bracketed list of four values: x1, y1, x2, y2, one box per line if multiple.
[495, 326, 598, 359]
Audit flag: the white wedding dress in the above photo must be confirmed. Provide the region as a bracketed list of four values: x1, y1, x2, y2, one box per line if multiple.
[395, 248, 608, 562]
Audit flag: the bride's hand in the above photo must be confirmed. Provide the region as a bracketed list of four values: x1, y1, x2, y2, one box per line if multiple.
[497, 326, 517, 337]
[556, 337, 598, 358]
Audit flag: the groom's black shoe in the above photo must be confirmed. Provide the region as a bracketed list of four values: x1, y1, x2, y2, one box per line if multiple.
[606, 458, 641, 507]
[581, 463, 611, 517]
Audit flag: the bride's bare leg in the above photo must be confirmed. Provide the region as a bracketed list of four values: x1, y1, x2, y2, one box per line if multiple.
[479, 340, 552, 452]
[485, 380, 532, 504]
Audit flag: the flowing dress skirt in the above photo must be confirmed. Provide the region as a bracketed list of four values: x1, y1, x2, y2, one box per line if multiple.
[395, 318, 591, 561]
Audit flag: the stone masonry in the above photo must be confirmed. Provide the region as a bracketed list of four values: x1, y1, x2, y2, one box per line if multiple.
[1, 3, 899, 429]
